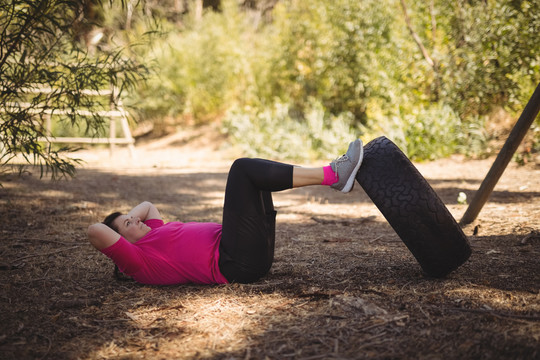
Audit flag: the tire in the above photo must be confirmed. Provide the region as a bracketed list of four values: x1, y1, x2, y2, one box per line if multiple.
[356, 136, 471, 277]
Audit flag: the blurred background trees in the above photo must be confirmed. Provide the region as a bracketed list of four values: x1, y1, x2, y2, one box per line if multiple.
[0, 0, 147, 177]
[2, 0, 539, 175]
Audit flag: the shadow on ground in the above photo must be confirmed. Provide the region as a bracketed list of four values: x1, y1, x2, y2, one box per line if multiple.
[0, 163, 538, 359]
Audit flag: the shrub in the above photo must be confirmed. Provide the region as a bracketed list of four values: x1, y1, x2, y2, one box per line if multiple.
[359, 103, 488, 161]
[222, 100, 360, 161]
[265, 0, 394, 125]
[137, 0, 259, 125]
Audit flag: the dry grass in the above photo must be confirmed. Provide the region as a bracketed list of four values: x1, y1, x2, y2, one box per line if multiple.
[0, 131, 539, 359]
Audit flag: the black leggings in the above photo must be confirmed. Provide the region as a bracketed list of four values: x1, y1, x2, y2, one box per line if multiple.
[218, 158, 294, 283]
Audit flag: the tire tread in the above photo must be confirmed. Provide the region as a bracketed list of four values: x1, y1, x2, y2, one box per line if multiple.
[356, 137, 471, 277]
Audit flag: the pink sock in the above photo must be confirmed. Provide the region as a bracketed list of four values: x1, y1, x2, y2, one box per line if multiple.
[321, 165, 339, 186]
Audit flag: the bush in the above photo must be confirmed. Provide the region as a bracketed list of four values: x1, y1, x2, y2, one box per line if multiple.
[265, 0, 394, 124]
[358, 103, 488, 161]
[438, 0, 540, 118]
[222, 100, 360, 161]
[137, 0, 259, 125]
[126, 0, 535, 163]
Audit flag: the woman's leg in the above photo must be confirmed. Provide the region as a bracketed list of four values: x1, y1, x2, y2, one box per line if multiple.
[218, 158, 294, 283]
[219, 139, 364, 283]
[292, 167, 324, 187]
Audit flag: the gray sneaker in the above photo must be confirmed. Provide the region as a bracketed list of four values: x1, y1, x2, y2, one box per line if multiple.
[330, 139, 364, 193]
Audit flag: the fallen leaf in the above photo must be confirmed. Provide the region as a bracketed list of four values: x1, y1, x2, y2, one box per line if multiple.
[125, 312, 138, 321]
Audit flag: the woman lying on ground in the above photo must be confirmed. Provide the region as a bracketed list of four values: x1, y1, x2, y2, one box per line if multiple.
[87, 139, 363, 285]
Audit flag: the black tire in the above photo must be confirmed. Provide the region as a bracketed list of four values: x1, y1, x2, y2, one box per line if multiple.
[356, 136, 471, 277]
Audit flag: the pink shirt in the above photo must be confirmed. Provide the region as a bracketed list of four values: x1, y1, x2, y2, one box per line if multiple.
[101, 219, 229, 285]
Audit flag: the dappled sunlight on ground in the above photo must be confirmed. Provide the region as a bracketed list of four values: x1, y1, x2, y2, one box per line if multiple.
[1, 132, 539, 359]
[87, 290, 292, 359]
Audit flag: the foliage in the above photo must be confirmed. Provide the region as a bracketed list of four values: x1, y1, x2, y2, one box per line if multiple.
[357, 103, 488, 161]
[264, 0, 394, 125]
[2, 0, 537, 167]
[439, 0, 540, 118]
[391, 0, 539, 160]
[513, 116, 540, 165]
[138, 0, 537, 161]
[132, 0, 259, 128]
[402, 104, 487, 161]
[222, 100, 360, 161]
[0, 0, 147, 178]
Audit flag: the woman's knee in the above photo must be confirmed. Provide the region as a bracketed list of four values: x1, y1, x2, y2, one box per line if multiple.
[228, 158, 257, 182]
[230, 157, 252, 172]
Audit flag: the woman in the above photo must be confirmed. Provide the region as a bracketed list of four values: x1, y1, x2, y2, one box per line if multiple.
[87, 139, 363, 285]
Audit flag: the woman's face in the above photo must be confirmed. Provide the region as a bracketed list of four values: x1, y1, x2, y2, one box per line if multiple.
[112, 215, 151, 243]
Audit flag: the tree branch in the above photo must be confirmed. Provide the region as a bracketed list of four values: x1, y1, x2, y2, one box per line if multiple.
[399, 0, 435, 68]
[0, 0, 48, 71]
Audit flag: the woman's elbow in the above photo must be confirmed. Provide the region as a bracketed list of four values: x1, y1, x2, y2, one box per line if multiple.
[87, 223, 101, 238]
[87, 223, 108, 249]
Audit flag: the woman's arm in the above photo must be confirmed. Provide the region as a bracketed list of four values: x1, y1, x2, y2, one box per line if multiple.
[87, 223, 121, 250]
[88, 202, 161, 250]
[127, 201, 162, 222]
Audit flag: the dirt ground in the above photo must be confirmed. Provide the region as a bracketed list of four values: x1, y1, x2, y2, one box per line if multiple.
[0, 129, 539, 360]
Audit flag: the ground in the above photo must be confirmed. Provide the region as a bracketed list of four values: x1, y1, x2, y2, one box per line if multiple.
[0, 129, 539, 360]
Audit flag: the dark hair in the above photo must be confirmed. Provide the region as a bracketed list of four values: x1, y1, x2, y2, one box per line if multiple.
[102, 212, 122, 232]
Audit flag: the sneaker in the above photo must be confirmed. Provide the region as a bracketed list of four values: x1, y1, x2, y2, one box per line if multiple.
[330, 139, 364, 193]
